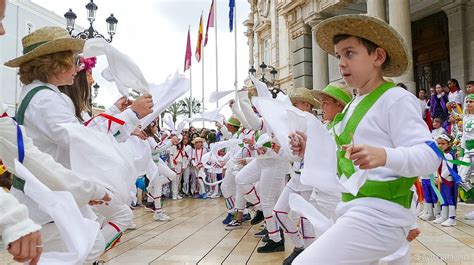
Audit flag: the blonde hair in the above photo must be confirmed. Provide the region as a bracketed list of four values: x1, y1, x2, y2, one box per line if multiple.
[19, 51, 75, 85]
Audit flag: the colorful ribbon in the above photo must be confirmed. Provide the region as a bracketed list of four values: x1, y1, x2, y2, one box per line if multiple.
[2, 112, 25, 164]
[426, 141, 469, 183]
[84, 113, 125, 133]
[429, 173, 445, 205]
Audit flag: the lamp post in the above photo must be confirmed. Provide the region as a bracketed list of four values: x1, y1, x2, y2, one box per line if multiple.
[249, 61, 282, 98]
[64, 0, 118, 43]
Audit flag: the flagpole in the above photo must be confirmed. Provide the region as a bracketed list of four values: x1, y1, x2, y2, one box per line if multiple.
[234, 0, 238, 91]
[215, 0, 219, 109]
[201, 11, 205, 129]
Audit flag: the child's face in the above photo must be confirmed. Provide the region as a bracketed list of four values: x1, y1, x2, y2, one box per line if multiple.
[466, 84, 474, 95]
[320, 94, 343, 121]
[435, 85, 443, 94]
[433, 120, 441, 129]
[292, 100, 313, 113]
[437, 139, 449, 152]
[194, 141, 203, 149]
[466, 99, 474, 112]
[334, 36, 384, 90]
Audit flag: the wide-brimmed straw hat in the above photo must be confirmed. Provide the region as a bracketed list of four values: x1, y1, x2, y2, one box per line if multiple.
[192, 137, 205, 144]
[226, 115, 241, 127]
[312, 82, 353, 106]
[5, 27, 85, 67]
[288, 87, 319, 108]
[314, 14, 409, 77]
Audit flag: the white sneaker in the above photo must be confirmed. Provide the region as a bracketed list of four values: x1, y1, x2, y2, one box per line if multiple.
[210, 193, 220, 199]
[176, 195, 183, 200]
[432, 216, 447, 224]
[464, 211, 474, 220]
[154, 212, 171, 221]
[127, 223, 137, 230]
[441, 218, 456, 226]
[420, 214, 435, 221]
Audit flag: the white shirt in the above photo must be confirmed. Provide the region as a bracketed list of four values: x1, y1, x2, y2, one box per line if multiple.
[418, 98, 428, 118]
[19, 80, 139, 169]
[334, 86, 439, 227]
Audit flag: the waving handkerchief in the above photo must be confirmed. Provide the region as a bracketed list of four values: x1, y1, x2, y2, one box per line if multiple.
[249, 74, 272, 98]
[210, 139, 243, 158]
[162, 113, 176, 132]
[83, 38, 149, 95]
[140, 72, 190, 128]
[15, 160, 99, 265]
[288, 193, 333, 238]
[209, 89, 236, 103]
[200, 103, 227, 122]
[60, 123, 136, 204]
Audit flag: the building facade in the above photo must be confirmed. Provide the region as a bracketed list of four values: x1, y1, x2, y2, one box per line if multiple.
[245, 0, 474, 95]
[0, 0, 83, 115]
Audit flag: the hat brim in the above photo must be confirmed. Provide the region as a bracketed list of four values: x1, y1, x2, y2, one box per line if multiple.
[290, 96, 320, 109]
[311, 89, 348, 105]
[5, 38, 85, 67]
[315, 15, 409, 77]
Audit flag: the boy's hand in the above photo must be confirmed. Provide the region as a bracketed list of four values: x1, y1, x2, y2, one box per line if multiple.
[406, 228, 420, 242]
[130, 93, 153, 119]
[343, 144, 386, 170]
[114, 96, 132, 112]
[289, 131, 307, 158]
[8, 231, 42, 264]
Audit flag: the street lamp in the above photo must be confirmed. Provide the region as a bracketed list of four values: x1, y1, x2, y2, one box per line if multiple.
[64, 0, 118, 43]
[248, 61, 282, 98]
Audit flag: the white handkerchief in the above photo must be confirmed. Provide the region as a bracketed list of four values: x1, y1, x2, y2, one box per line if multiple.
[83, 38, 149, 95]
[15, 160, 99, 265]
[209, 89, 235, 103]
[249, 74, 272, 98]
[140, 73, 190, 128]
[288, 193, 333, 238]
[210, 139, 243, 157]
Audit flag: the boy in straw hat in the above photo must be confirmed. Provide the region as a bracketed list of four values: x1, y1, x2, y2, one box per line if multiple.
[191, 137, 208, 198]
[291, 14, 440, 264]
[4, 25, 153, 259]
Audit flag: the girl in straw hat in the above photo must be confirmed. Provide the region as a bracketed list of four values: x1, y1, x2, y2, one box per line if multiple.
[191, 137, 209, 198]
[290, 14, 440, 264]
[4, 26, 154, 259]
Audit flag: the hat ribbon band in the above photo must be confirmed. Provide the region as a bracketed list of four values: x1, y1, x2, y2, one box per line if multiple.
[23, 41, 49, 54]
[323, 85, 352, 104]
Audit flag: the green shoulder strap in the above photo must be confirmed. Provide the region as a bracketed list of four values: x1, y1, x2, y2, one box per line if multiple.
[16, 86, 53, 125]
[334, 82, 395, 177]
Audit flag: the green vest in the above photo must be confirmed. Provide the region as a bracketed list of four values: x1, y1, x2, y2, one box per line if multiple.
[331, 82, 417, 209]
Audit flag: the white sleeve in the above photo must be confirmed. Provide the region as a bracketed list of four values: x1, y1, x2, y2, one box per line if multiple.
[0, 189, 41, 248]
[0, 120, 107, 206]
[87, 109, 140, 142]
[237, 91, 263, 131]
[383, 94, 441, 177]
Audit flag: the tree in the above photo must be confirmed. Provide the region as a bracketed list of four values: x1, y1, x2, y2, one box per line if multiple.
[179, 97, 203, 119]
[163, 102, 185, 123]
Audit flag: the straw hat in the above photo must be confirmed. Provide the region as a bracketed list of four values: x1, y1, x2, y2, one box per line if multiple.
[312, 82, 353, 106]
[287, 87, 319, 108]
[226, 115, 241, 127]
[314, 14, 409, 77]
[192, 137, 205, 145]
[4, 27, 85, 67]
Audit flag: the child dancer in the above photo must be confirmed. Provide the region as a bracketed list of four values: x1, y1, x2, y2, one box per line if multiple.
[191, 137, 208, 199]
[432, 134, 457, 226]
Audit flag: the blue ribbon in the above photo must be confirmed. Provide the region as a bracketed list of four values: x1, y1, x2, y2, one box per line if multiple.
[11, 117, 25, 164]
[426, 141, 463, 183]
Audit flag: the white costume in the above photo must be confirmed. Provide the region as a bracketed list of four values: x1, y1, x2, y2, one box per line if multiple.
[294, 86, 439, 264]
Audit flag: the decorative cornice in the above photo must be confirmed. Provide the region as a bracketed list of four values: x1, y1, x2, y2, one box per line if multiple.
[254, 18, 271, 34]
[305, 13, 329, 29]
[290, 21, 311, 39]
[278, 0, 308, 17]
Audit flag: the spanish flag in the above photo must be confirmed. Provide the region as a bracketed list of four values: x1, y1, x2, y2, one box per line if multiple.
[195, 13, 203, 62]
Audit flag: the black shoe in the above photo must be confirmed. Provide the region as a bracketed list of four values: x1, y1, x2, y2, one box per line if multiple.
[282, 247, 304, 265]
[262, 229, 284, 243]
[254, 228, 268, 238]
[257, 239, 285, 253]
[251, 210, 264, 225]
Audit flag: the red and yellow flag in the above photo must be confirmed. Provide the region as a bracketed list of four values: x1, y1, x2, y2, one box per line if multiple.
[195, 14, 203, 62]
[204, 0, 215, 47]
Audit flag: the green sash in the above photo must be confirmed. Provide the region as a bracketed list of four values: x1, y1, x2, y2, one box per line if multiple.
[331, 82, 417, 209]
[12, 86, 53, 192]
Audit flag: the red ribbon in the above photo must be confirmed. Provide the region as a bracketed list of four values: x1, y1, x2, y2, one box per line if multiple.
[84, 113, 125, 133]
[1, 112, 9, 118]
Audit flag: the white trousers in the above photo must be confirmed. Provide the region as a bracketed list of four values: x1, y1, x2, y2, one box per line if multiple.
[236, 158, 287, 241]
[274, 186, 314, 248]
[172, 162, 183, 197]
[94, 203, 133, 247]
[293, 206, 406, 265]
[192, 168, 206, 195]
[41, 222, 105, 264]
[181, 165, 192, 195]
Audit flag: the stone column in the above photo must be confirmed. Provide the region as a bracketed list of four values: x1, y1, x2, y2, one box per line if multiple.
[308, 17, 329, 90]
[443, 3, 468, 86]
[291, 23, 313, 89]
[367, 0, 386, 21]
[247, 31, 255, 67]
[388, 0, 415, 94]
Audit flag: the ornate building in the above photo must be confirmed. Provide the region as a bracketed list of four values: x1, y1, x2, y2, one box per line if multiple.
[245, 0, 474, 95]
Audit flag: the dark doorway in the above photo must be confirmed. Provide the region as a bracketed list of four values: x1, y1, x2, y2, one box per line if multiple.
[412, 12, 450, 93]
